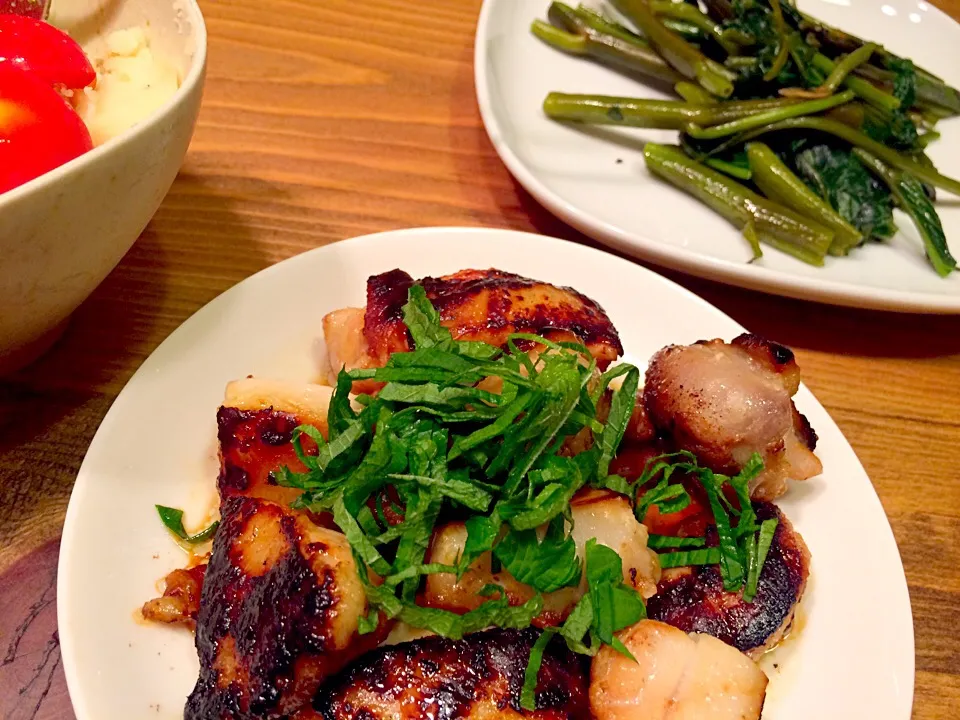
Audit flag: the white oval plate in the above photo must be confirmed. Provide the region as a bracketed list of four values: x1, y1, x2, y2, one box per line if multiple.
[475, 0, 960, 313]
[58, 227, 913, 719]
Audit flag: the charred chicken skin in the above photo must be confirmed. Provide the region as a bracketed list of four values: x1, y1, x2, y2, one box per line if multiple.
[644, 334, 822, 501]
[216, 379, 334, 507]
[143, 273, 821, 720]
[645, 502, 809, 658]
[186, 495, 385, 720]
[323, 269, 624, 388]
[312, 627, 591, 720]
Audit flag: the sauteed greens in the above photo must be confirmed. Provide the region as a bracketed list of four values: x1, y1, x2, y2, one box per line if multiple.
[533, 0, 960, 275]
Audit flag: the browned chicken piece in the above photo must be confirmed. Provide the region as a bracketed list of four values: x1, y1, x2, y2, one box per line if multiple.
[590, 620, 767, 720]
[185, 495, 388, 720]
[216, 379, 333, 507]
[323, 269, 624, 387]
[141, 563, 207, 628]
[423, 489, 660, 626]
[645, 502, 810, 658]
[644, 333, 822, 501]
[310, 628, 591, 720]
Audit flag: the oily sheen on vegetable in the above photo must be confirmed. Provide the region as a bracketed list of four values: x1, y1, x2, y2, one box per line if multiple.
[533, 0, 960, 276]
[145, 268, 819, 720]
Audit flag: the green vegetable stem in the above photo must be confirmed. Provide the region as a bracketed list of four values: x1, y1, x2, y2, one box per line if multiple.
[532, 3, 684, 85]
[674, 81, 717, 104]
[746, 142, 863, 255]
[819, 43, 878, 94]
[703, 116, 960, 197]
[643, 143, 833, 265]
[763, 0, 790, 81]
[854, 149, 958, 277]
[648, 0, 741, 55]
[543, 93, 805, 129]
[684, 90, 855, 140]
[811, 53, 900, 112]
[610, 0, 737, 97]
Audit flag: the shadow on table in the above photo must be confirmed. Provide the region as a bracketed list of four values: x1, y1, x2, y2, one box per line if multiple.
[0, 171, 267, 579]
[9, 171, 271, 394]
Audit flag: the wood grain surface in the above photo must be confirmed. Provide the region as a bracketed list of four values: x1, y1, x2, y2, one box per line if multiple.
[2, 0, 959, 718]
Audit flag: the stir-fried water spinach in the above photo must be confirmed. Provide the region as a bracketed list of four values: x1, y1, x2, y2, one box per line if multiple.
[532, 0, 960, 275]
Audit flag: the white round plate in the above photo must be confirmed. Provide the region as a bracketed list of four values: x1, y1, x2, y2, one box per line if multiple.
[475, 0, 960, 313]
[58, 227, 913, 719]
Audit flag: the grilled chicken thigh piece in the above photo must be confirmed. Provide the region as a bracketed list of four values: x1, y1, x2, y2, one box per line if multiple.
[323, 269, 624, 387]
[141, 563, 207, 627]
[216, 378, 333, 507]
[644, 334, 822, 501]
[590, 620, 767, 720]
[646, 502, 810, 657]
[185, 496, 386, 720]
[311, 627, 591, 720]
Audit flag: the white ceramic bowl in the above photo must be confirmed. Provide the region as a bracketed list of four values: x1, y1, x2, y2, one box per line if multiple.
[0, 0, 206, 372]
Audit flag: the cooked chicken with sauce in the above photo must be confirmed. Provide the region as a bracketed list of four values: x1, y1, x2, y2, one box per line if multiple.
[186, 495, 387, 720]
[142, 270, 828, 720]
[423, 489, 660, 625]
[590, 620, 768, 720]
[646, 502, 810, 657]
[141, 563, 207, 627]
[216, 379, 333, 507]
[323, 269, 624, 389]
[644, 334, 822, 501]
[312, 627, 591, 720]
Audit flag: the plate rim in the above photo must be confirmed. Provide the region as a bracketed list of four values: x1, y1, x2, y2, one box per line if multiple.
[473, 0, 960, 314]
[56, 226, 916, 719]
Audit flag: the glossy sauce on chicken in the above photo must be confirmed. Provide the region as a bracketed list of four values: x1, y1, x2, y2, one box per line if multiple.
[312, 628, 591, 720]
[323, 269, 624, 390]
[141, 270, 825, 720]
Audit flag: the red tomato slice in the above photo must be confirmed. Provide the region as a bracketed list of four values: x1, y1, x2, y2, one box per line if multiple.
[0, 15, 95, 89]
[0, 64, 93, 193]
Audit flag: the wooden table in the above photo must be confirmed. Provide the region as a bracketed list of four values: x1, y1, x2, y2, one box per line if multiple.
[2, 0, 959, 717]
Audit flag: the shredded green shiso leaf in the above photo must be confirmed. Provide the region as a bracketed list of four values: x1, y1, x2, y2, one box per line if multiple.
[270, 286, 648, 707]
[633, 451, 778, 594]
[156, 285, 781, 709]
[155, 505, 219, 544]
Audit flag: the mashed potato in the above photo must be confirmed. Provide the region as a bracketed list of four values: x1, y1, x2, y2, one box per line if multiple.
[75, 27, 181, 147]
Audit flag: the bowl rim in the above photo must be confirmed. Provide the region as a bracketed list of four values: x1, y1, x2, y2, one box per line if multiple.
[0, 0, 208, 207]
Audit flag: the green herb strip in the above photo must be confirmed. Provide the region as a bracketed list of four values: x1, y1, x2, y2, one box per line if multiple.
[494, 517, 582, 594]
[258, 286, 660, 684]
[647, 534, 707, 549]
[636, 451, 766, 593]
[658, 547, 722, 568]
[743, 518, 779, 602]
[520, 628, 558, 712]
[155, 505, 219, 544]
